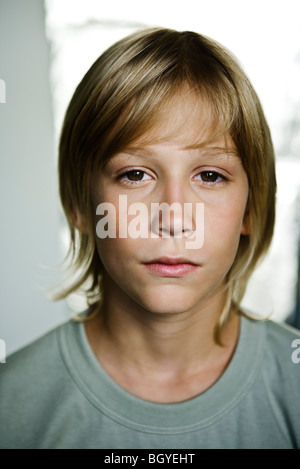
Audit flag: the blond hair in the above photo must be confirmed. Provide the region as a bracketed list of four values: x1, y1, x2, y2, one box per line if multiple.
[56, 27, 276, 337]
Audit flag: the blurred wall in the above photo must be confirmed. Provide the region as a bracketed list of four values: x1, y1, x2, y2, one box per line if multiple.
[0, 0, 68, 356]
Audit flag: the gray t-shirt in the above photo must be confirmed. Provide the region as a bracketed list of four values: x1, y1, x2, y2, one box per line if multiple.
[0, 315, 300, 449]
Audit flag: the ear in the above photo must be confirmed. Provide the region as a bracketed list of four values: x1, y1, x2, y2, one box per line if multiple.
[241, 212, 250, 236]
[70, 208, 89, 234]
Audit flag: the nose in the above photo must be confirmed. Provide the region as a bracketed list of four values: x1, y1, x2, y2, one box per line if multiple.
[150, 180, 195, 239]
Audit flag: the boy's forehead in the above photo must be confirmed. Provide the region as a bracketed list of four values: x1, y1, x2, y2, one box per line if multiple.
[131, 90, 231, 150]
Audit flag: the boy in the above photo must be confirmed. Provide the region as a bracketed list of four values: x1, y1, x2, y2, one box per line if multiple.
[1, 27, 300, 449]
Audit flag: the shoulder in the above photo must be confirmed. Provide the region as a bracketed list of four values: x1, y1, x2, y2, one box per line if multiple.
[0, 321, 74, 400]
[238, 314, 300, 395]
[1, 320, 69, 379]
[263, 319, 300, 379]
[242, 315, 300, 394]
[263, 317, 300, 340]
[0, 319, 82, 448]
[242, 313, 300, 355]
[0, 317, 87, 390]
[261, 318, 300, 361]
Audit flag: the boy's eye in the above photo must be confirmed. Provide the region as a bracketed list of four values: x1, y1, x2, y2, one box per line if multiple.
[119, 170, 152, 183]
[194, 171, 227, 184]
[200, 171, 219, 182]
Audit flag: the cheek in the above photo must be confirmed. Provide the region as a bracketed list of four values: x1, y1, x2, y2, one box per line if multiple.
[95, 235, 140, 276]
[203, 198, 247, 257]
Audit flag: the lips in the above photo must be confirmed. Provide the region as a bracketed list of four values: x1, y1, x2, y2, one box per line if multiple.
[144, 257, 199, 277]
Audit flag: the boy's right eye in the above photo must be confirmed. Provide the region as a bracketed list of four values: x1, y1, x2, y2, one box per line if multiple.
[119, 170, 152, 183]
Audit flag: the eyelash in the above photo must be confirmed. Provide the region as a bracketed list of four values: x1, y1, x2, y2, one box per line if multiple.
[118, 169, 228, 186]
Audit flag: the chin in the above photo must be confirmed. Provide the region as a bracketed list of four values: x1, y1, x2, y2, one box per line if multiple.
[135, 286, 201, 316]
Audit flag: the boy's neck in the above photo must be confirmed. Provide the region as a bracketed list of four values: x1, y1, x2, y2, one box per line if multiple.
[85, 288, 240, 403]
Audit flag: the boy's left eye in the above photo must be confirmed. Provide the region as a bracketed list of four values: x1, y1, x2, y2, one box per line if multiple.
[194, 171, 227, 184]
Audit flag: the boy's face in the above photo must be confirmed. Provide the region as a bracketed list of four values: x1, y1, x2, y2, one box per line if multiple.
[90, 95, 249, 317]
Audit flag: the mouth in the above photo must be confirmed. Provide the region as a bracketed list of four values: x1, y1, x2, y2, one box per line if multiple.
[143, 257, 199, 277]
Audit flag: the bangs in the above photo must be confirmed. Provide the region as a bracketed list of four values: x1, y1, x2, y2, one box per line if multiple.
[76, 29, 244, 168]
[98, 81, 240, 164]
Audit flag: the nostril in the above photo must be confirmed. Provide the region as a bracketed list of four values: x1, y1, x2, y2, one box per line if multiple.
[159, 226, 172, 238]
[149, 201, 198, 238]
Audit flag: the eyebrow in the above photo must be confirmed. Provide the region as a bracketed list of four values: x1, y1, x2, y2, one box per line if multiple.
[115, 145, 240, 162]
[186, 146, 240, 161]
[117, 147, 154, 158]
